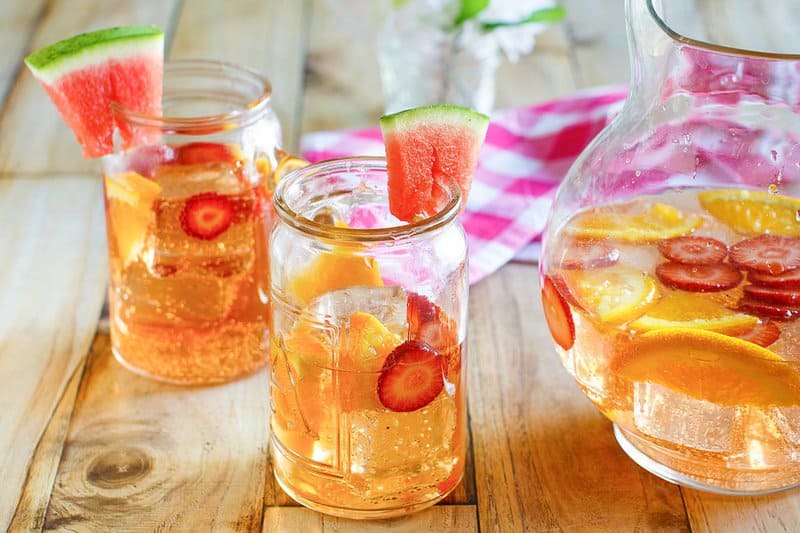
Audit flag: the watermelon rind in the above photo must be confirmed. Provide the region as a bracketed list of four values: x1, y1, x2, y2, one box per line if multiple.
[379, 104, 489, 135]
[25, 26, 163, 85]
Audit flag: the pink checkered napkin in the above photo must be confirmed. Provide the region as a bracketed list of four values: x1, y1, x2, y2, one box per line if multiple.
[300, 86, 628, 284]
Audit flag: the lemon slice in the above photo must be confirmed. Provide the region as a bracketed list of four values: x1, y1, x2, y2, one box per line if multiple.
[566, 203, 703, 242]
[613, 328, 800, 407]
[699, 189, 800, 237]
[104, 171, 161, 266]
[630, 292, 758, 334]
[566, 265, 659, 324]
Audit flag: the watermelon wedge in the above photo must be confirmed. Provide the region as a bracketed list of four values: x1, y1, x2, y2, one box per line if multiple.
[380, 104, 489, 223]
[25, 26, 164, 158]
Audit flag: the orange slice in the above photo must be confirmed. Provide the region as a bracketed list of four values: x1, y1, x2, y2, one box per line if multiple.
[342, 311, 402, 371]
[613, 328, 800, 407]
[104, 171, 161, 266]
[566, 203, 702, 242]
[629, 292, 758, 334]
[288, 248, 383, 305]
[698, 189, 800, 237]
[566, 265, 659, 324]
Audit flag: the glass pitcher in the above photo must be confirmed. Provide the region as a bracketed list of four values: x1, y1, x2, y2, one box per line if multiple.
[541, 0, 800, 494]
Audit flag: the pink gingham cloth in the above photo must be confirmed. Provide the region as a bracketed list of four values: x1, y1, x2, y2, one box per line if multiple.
[300, 86, 628, 284]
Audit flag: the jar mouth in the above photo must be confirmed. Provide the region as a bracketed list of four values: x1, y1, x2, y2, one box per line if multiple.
[111, 59, 273, 135]
[273, 156, 463, 243]
[647, 0, 800, 59]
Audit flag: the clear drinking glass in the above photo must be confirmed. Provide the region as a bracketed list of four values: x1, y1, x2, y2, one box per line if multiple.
[541, 0, 800, 494]
[269, 157, 468, 518]
[101, 60, 288, 385]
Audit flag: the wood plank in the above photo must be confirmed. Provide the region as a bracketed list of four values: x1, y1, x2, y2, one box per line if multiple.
[168, 0, 311, 154]
[0, 0, 49, 109]
[262, 505, 477, 533]
[43, 334, 270, 531]
[684, 490, 800, 533]
[0, 0, 179, 175]
[467, 265, 690, 531]
[0, 175, 107, 531]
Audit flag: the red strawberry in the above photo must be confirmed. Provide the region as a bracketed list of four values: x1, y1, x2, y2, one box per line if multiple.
[655, 261, 742, 292]
[729, 235, 800, 275]
[743, 284, 800, 305]
[377, 340, 444, 412]
[175, 142, 237, 165]
[561, 240, 620, 270]
[407, 292, 438, 330]
[180, 192, 234, 240]
[748, 269, 800, 289]
[658, 236, 728, 265]
[407, 293, 461, 379]
[738, 297, 800, 320]
[541, 275, 575, 350]
[735, 321, 781, 347]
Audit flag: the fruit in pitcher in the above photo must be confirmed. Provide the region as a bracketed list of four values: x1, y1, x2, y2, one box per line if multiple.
[288, 249, 383, 305]
[380, 104, 489, 222]
[565, 265, 659, 324]
[658, 235, 728, 264]
[560, 240, 620, 270]
[748, 269, 800, 289]
[25, 26, 164, 157]
[179, 192, 235, 240]
[729, 235, 800, 275]
[565, 202, 702, 243]
[736, 321, 781, 347]
[377, 340, 445, 412]
[655, 262, 742, 292]
[630, 291, 757, 334]
[541, 276, 575, 350]
[698, 189, 800, 237]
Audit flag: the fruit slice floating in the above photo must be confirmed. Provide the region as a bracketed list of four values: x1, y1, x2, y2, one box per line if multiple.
[743, 284, 800, 305]
[560, 240, 620, 270]
[613, 328, 800, 407]
[377, 340, 445, 412]
[655, 262, 742, 292]
[174, 142, 239, 165]
[729, 235, 800, 275]
[738, 297, 800, 321]
[629, 291, 757, 334]
[565, 265, 659, 324]
[343, 311, 402, 371]
[698, 189, 800, 237]
[565, 203, 702, 243]
[736, 321, 781, 348]
[658, 235, 728, 265]
[541, 275, 575, 350]
[25, 26, 164, 158]
[407, 293, 462, 379]
[748, 269, 800, 289]
[288, 249, 383, 305]
[104, 171, 161, 266]
[380, 104, 489, 222]
[179, 192, 234, 240]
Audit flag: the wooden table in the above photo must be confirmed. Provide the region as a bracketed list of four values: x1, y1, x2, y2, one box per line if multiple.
[2, 1, 800, 531]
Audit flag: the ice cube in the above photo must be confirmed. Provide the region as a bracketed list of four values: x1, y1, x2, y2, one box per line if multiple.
[305, 285, 409, 337]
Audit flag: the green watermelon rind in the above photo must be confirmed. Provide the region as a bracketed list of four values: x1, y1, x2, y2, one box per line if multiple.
[25, 26, 163, 85]
[379, 104, 490, 135]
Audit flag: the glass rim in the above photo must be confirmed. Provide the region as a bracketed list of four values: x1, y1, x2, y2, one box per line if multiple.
[273, 156, 463, 243]
[110, 59, 273, 134]
[647, 0, 800, 60]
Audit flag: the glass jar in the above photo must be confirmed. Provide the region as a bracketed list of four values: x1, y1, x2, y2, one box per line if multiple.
[541, 0, 800, 494]
[101, 60, 286, 385]
[269, 157, 468, 518]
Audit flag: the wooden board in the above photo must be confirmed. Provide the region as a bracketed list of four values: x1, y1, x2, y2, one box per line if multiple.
[0, 0, 49, 109]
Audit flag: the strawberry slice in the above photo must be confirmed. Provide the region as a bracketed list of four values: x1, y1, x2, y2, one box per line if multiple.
[748, 269, 800, 289]
[407, 293, 461, 379]
[655, 261, 742, 292]
[658, 236, 728, 265]
[180, 192, 234, 240]
[735, 321, 781, 347]
[377, 340, 444, 412]
[743, 284, 800, 305]
[561, 240, 620, 270]
[729, 235, 800, 275]
[542, 275, 575, 350]
[738, 297, 800, 320]
[174, 142, 237, 165]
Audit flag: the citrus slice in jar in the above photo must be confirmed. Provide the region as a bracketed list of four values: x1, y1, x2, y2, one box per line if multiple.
[613, 328, 800, 407]
[104, 171, 161, 267]
[698, 189, 800, 237]
[565, 203, 703, 243]
[288, 247, 383, 305]
[565, 265, 660, 324]
[629, 291, 757, 334]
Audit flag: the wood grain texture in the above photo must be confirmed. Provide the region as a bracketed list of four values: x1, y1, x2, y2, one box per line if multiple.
[467, 265, 690, 532]
[684, 490, 800, 533]
[262, 505, 477, 533]
[43, 334, 270, 531]
[0, 0, 48, 109]
[0, 0, 178, 175]
[0, 176, 107, 531]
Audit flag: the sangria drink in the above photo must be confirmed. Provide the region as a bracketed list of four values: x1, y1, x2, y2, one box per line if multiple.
[269, 158, 468, 518]
[102, 60, 291, 384]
